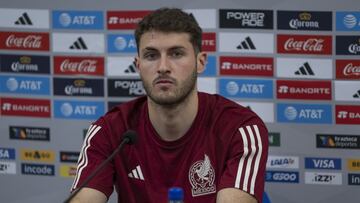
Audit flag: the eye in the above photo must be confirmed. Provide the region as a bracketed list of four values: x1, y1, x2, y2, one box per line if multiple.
[170, 50, 184, 58]
[143, 52, 158, 60]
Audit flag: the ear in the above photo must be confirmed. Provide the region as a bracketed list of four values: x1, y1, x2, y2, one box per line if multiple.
[196, 52, 207, 74]
[134, 56, 140, 71]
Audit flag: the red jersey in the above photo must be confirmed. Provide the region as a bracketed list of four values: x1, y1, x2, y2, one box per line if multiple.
[72, 92, 268, 203]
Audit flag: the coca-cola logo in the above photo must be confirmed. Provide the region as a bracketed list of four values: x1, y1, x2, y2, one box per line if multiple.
[284, 38, 324, 52]
[343, 63, 360, 76]
[5, 35, 42, 48]
[60, 59, 97, 73]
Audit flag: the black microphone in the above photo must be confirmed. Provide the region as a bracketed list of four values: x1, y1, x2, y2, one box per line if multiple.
[63, 130, 137, 203]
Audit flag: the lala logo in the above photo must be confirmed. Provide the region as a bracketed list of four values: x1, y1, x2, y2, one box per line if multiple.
[189, 154, 216, 197]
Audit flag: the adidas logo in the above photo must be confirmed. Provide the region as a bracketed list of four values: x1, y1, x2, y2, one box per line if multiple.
[237, 36, 256, 50]
[124, 61, 137, 73]
[353, 90, 360, 98]
[295, 62, 314, 75]
[15, 12, 33, 25]
[70, 37, 88, 50]
[128, 165, 144, 180]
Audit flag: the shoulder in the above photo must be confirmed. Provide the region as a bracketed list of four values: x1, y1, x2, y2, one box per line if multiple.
[102, 96, 147, 124]
[200, 92, 263, 127]
[199, 92, 268, 142]
[91, 96, 147, 139]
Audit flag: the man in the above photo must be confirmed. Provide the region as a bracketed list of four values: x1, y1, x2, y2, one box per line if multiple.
[70, 8, 268, 203]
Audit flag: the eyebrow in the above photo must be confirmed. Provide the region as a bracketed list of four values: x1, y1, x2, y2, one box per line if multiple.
[141, 46, 186, 53]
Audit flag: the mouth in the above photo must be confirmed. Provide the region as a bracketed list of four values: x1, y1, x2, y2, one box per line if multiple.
[153, 77, 176, 89]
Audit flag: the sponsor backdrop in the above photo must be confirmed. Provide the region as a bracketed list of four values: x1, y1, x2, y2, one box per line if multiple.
[0, 0, 359, 203]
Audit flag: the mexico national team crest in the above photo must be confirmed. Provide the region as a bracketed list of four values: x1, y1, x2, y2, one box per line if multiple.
[189, 154, 216, 196]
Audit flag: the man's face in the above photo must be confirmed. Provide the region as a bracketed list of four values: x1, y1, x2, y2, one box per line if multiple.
[136, 31, 206, 105]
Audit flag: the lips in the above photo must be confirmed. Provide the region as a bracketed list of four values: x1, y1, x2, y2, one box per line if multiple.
[153, 77, 175, 85]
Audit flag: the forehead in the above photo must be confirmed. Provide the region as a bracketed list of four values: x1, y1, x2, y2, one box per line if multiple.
[139, 31, 193, 51]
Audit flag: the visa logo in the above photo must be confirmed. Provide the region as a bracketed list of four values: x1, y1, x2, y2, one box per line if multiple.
[277, 103, 332, 124]
[305, 158, 341, 170]
[200, 55, 216, 77]
[0, 148, 16, 160]
[219, 78, 273, 99]
[107, 34, 137, 53]
[52, 10, 104, 29]
[0, 75, 50, 95]
[54, 100, 104, 120]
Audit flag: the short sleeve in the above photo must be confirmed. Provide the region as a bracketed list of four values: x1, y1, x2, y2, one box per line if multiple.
[70, 118, 115, 199]
[218, 118, 269, 203]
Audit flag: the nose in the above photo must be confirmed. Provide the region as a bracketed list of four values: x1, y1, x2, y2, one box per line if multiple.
[157, 54, 170, 74]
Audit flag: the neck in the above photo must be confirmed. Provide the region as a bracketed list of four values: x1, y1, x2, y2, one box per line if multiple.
[148, 91, 199, 141]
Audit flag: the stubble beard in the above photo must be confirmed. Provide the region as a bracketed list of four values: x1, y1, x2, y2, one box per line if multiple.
[142, 67, 198, 107]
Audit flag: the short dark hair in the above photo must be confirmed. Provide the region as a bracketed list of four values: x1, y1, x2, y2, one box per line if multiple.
[135, 8, 203, 53]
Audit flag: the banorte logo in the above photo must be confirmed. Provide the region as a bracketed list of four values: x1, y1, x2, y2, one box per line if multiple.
[336, 105, 360, 124]
[278, 34, 332, 55]
[0, 31, 49, 51]
[0, 97, 51, 117]
[54, 56, 104, 76]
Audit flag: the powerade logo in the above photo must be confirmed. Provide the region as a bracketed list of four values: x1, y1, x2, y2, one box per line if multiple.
[54, 100, 104, 120]
[107, 34, 136, 53]
[0, 148, 16, 160]
[52, 10, 103, 29]
[219, 9, 273, 29]
[21, 163, 54, 176]
[0, 75, 50, 95]
[200, 55, 216, 77]
[277, 103, 332, 124]
[108, 79, 146, 97]
[219, 78, 273, 99]
[266, 171, 299, 183]
[336, 12, 360, 31]
[305, 157, 342, 170]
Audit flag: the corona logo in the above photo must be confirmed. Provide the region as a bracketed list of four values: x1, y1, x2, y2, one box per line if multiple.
[74, 79, 86, 87]
[299, 12, 311, 21]
[20, 56, 31, 64]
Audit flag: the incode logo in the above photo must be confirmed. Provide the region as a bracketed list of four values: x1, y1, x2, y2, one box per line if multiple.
[15, 12, 33, 25]
[284, 106, 298, 120]
[59, 13, 72, 27]
[237, 36, 256, 50]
